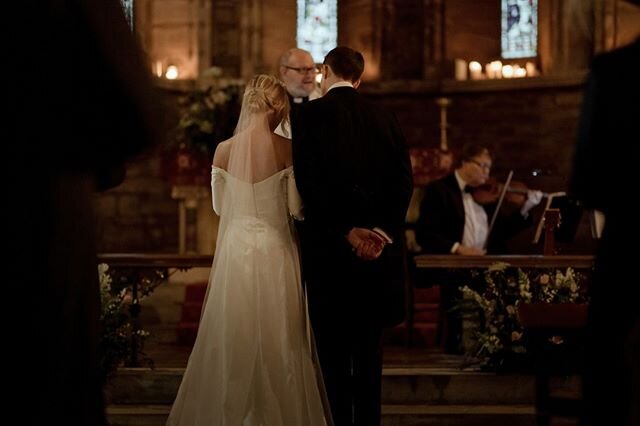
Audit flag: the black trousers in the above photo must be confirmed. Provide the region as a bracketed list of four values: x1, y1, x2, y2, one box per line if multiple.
[306, 264, 384, 426]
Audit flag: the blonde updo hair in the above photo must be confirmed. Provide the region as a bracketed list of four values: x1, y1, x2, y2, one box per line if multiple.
[242, 74, 290, 127]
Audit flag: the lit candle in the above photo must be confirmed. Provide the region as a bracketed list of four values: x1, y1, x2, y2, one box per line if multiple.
[165, 65, 179, 80]
[469, 61, 482, 80]
[489, 61, 502, 78]
[525, 62, 537, 77]
[485, 63, 493, 79]
[154, 61, 163, 78]
[502, 65, 514, 78]
[514, 67, 527, 78]
[455, 59, 468, 80]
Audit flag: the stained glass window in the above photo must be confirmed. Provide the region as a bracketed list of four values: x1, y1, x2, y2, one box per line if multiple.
[501, 0, 537, 59]
[120, 0, 134, 30]
[297, 0, 337, 63]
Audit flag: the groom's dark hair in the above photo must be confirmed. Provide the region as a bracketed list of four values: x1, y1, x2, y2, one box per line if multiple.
[323, 46, 364, 82]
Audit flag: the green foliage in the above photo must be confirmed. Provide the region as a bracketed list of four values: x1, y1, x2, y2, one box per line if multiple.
[175, 78, 244, 154]
[98, 264, 163, 379]
[460, 262, 588, 370]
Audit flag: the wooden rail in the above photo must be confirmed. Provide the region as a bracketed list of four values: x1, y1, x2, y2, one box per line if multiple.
[97, 253, 213, 367]
[97, 253, 213, 268]
[414, 254, 595, 269]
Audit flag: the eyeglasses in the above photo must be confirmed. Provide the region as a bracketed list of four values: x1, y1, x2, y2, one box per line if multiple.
[468, 159, 492, 171]
[283, 65, 318, 75]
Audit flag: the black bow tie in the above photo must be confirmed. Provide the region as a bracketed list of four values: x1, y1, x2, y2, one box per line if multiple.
[463, 185, 474, 193]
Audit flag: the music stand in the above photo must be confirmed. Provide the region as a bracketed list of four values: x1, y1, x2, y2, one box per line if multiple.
[533, 193, 583, 245]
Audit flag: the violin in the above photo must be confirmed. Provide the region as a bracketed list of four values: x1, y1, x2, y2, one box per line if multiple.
[471, 171, 557, 252]
[469, 177, 550, 207]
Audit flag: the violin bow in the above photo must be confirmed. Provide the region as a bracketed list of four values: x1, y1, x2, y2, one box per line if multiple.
[483, 170, 514, 251]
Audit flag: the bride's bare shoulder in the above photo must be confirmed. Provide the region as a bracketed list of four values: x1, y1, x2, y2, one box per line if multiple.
[213, 139, 232, 169]
[272, 134, 292, 167]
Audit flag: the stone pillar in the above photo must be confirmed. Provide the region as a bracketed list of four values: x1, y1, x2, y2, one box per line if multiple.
[423, 0, 446, 80]
[378, 0, 425, 80]
[339, 0, 384, 81]
[171, 185, 210, 253]
[134, 0, 212, 79]
[539, 0, 594, 75]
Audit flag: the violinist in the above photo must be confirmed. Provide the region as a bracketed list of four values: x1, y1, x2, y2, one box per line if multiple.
[414, 143, 542, 353]
[415, 143, 543, 256]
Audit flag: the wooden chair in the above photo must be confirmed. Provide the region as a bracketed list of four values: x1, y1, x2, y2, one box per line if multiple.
[519, 303, 587, 425]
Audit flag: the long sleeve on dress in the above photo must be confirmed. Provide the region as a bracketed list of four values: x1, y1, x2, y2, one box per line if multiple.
[286, 169, 304, 220]
[211, 167, 225, 215]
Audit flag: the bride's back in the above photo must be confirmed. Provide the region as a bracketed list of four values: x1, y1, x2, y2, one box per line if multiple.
[213, 129, 292, 184]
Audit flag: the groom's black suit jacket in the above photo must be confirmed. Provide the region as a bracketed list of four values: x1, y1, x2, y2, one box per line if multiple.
[292, 86, 412, 327]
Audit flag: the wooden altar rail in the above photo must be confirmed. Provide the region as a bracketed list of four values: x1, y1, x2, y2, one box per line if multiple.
[97, 253, 595, 366]
[97, 253, 213, 268]
[414, 254, 595, 269]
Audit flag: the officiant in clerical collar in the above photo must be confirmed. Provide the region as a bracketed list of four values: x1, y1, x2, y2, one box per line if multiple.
[276, 47, 322, 137]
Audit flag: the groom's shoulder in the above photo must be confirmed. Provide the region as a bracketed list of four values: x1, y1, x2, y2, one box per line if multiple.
[300, 93, 330, 113]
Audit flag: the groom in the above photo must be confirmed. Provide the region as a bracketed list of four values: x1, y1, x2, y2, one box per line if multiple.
[292, 46, 412, 425]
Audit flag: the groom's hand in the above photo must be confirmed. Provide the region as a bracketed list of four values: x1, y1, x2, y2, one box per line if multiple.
[347, 227, 386, 260]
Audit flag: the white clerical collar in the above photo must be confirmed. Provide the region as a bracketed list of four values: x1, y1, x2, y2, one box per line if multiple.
[327, 81, 354, 92]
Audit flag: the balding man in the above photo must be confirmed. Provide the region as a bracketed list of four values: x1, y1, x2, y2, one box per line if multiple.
[276, 48, 321, 137]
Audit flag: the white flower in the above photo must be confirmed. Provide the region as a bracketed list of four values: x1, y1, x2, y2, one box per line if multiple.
[98, 263, 112, 291]
[488, 262, 509, 272]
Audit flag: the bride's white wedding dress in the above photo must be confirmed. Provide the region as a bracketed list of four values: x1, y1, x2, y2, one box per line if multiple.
[166, 165, 328, 426]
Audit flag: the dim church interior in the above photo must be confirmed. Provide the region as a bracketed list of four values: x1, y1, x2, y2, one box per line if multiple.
[100, 1, 639, 424]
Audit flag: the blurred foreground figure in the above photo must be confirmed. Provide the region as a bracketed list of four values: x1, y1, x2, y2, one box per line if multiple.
[7, 1, 163, 424]
[569, 33, 639, 426]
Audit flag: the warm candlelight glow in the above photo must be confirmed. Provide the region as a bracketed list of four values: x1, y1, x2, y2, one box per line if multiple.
[501, 65, 514, 78]
[165, 65, 179, 80]
[487, 61, 503, 79]
[154, 61, 163, 78]
[469, 61, 482, 80]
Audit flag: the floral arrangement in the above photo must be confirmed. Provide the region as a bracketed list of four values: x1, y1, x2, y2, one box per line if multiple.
[460, 262, 588, 370]
[164, 70, 244, 185]
[175, 70, 244, 154]
[98, 264, 157, 379]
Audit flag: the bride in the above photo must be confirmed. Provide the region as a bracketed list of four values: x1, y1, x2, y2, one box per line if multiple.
[166, 74, 330, 426]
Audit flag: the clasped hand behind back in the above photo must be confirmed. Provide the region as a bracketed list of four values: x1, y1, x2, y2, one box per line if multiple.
[347, 227, 387, 260]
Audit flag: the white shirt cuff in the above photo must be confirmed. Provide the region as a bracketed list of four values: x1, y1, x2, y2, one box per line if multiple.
[451, 242, 460, 254]
[373, 227, 393, 244]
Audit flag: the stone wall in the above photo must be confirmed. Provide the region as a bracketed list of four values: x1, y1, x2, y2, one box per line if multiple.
[361, 76, 595, 254]
[96, 152, 179, 253]
[363, 78, 586, 192]
[96, 76, 591, 253]
[95, 0, 637, 253]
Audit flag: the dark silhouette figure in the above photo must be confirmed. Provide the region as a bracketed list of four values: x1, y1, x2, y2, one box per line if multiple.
[569, 36, 639, 426]
[7, 1, 163, 424]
